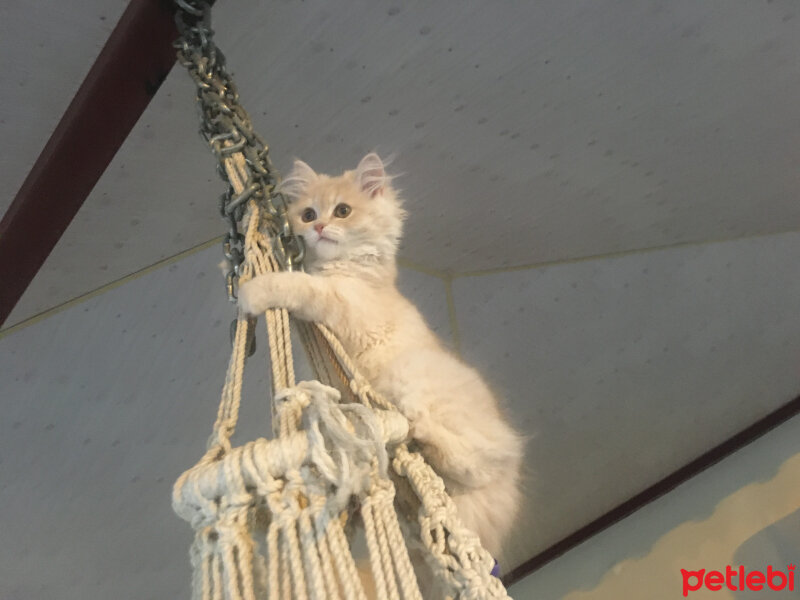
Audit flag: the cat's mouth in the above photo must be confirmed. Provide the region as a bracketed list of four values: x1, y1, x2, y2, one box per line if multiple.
[317, 235, 338, 244]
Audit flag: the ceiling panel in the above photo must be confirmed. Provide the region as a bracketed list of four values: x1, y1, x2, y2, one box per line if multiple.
[6, 0, 800, 326]
[0, 0, 129, 213]
[453, 230, 800, 560]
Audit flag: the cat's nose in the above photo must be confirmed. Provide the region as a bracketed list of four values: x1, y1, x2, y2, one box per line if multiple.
[314, 223, 326, 234]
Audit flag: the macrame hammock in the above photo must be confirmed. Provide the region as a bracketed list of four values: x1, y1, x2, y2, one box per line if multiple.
[170, 3, 512, 599]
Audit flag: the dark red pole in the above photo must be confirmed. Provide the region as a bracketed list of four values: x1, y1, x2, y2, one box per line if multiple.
[0, 0, 178, 327]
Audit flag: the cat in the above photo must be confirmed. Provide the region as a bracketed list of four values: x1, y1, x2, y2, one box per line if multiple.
[237, 153, 524, 560]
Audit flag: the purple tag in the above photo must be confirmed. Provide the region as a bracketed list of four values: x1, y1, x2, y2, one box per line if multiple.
[490, 559, 501, 578]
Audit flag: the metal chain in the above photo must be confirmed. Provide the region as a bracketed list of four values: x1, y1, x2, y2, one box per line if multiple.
[173, 0, 304, 303]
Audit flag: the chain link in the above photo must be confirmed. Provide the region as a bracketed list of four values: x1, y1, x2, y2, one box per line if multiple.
[173, 0, 305, 302]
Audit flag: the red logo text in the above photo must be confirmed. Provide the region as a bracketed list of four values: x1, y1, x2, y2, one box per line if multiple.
[681, 565, 795, 596]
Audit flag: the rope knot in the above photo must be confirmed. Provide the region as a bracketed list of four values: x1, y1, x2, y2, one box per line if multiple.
[349, 376, 371, 398]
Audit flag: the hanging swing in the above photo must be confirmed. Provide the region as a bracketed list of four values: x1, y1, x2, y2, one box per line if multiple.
[170, 2, 512, 598]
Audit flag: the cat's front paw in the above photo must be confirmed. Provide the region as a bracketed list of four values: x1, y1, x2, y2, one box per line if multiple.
[237, 278, 271, 315]
[405, 408, 433, 443]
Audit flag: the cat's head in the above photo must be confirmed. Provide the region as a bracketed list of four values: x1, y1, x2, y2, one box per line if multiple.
[278, 153, 406, 271]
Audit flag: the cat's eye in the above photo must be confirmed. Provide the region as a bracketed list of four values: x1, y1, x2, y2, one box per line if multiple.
[301, 208, 317, 223]
[333, 203, 352, 218]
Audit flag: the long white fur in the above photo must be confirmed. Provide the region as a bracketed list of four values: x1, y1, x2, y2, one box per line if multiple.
[238, 153, 524, 558]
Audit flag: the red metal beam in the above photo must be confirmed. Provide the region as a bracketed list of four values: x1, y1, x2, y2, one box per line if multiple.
[0, 0, 177, 327]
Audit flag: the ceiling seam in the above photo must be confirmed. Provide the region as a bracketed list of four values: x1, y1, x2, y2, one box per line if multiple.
[396, 257, 449, 280]
[0, 238, 450, 340]
[452, 228, 800, 280]
[0, 236, 222, 341]
[443, 277, 463, 356]
[394, 258, 463, 355]
[8, 226, 796, 340]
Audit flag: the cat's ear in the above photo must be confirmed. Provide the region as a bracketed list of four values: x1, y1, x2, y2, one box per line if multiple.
[279, 159, 317, 202]
[355, 153, 389, 198]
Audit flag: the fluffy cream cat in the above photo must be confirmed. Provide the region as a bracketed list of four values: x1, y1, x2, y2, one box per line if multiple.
[238, 153, 523, 559]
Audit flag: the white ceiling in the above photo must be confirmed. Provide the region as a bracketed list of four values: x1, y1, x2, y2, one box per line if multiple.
[4, 0, 800, 326]
[2, 0, 800, 596]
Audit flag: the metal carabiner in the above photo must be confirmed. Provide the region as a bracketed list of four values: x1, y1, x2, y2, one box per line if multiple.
[225, 271, 237, 302]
